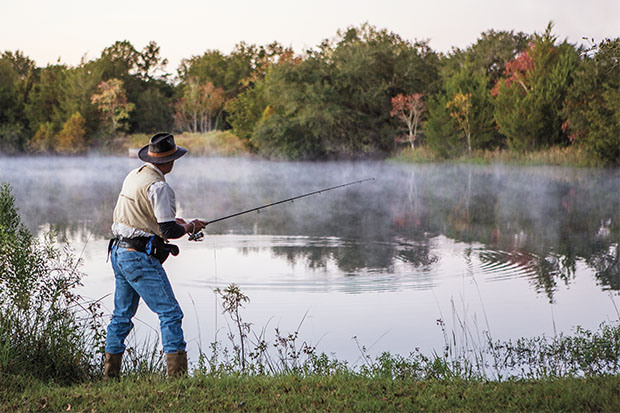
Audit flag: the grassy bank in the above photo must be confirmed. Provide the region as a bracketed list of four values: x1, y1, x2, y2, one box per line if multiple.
[391, 145, 596, 167]
[105, 131, 250, 157]
[3, 373, 619, 412]
[107, 135, 597, 167]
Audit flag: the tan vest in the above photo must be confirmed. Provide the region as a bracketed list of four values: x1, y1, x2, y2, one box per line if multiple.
[113, 164, 165, 238]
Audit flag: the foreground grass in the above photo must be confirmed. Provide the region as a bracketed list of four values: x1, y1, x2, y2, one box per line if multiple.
[3, 373, 619, 412]
[392, 145, 597, 167]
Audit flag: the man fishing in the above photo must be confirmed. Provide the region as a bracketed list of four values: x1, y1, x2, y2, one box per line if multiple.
[104, 132, 206, 379]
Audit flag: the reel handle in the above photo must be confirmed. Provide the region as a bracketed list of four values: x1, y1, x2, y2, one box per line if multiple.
[188, 231, 204, 242]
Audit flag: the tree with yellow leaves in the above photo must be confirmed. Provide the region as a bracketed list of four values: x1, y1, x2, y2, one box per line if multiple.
[446, 92, 472, 153]
[90, 78, 135, 134]
[55, 112, 86, 153]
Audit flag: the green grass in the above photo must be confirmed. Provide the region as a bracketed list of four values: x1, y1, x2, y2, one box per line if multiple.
[105, 131, 251, 157]
[390, 145, 440, 163]
[2, 373, 619, 412]
[392, 145, 596, 167]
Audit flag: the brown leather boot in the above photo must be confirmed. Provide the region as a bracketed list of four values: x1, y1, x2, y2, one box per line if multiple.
[166, 350, 188, 377]
[103, 352, 123, 379]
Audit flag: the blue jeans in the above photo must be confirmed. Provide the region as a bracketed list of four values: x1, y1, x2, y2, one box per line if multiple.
[105, 244, 186, 354]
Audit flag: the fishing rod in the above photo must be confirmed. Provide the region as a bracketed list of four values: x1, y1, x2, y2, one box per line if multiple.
[188, 177, 375, 241]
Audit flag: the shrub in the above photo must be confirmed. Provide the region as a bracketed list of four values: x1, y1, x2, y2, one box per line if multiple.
[253, 114, 326, 160]
[55, 112, 87, 154]
[0, 123, 25, 154]
[28, 122, 56, 153]
[0, 183, 104, 383]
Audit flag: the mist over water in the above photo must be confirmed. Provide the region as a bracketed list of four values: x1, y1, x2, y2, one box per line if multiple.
[1, 156, 619, 362]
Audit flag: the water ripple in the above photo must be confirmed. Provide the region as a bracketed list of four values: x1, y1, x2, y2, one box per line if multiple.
[478, 249, 549, 281]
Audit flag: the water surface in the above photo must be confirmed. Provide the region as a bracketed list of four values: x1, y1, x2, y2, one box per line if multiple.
[1, 156, 618, 364]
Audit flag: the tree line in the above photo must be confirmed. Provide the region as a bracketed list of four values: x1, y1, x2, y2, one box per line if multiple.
[0, 23, 618, 165]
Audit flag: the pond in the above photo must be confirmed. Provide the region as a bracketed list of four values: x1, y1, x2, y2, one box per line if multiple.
[1, 156, 618, 365]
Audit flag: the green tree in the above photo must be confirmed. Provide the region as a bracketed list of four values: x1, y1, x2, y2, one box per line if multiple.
[0, 59, 20, 115]
[225, 80, 267, 149]
[136, 41, 169, 81]
[132, 85, 174, 132]
[563, 38, 620, 166]
[423, 29, 528, 158]
[325, 25, 438, 155]
[0, 59, 22, 146]
[177, 43, 265, 134]
[179, 42, 256, 99]
[253, 24, 440, 159]
[224, 44, 299, 149]
[55, 63, 103, 138]
[253, 109, 326, 160]
[98, 40, 139, 81]
[424, 94, 461, 158]
[94, 40, 173, 134]
[1, 50, 36, 113]
[251, 54, 329, 159]
[25, 64, 65, 133]
[446, 30, 530, 85]
[493, 23, 579, 151]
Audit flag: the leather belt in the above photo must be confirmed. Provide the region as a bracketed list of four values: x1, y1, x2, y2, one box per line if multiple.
[118, 237, 150, 252]
[108, 235, 179, 264]
[117, 242, 139, 251]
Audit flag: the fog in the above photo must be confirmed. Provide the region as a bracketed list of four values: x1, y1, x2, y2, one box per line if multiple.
[1, 155, 617, 295]
[1, 155, 618, 361]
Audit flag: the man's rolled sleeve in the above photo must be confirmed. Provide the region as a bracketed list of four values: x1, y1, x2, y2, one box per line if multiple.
[148, 181, 177, 223]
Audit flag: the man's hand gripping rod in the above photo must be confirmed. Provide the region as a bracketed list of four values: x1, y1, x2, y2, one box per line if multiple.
[188, 178, 375, 241]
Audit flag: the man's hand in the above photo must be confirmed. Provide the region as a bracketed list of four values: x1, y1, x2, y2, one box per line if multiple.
[181, 219, 207, 234]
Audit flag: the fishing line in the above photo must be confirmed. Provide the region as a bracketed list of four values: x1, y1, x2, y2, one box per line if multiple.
[76, 205, 108, 270]
[188, 177, 375, 241]
[213, 240, 218, 343]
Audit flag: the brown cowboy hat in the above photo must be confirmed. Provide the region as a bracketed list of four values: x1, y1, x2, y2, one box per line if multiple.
[138, 133, 187, 164]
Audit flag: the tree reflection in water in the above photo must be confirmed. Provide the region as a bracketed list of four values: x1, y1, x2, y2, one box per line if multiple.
[0, 157, 617, 300]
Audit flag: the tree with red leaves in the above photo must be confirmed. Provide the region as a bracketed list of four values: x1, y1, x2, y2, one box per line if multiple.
[491, 43, 534, 97]
[390, 93, 426, 149]
[492, 23, 578, 151]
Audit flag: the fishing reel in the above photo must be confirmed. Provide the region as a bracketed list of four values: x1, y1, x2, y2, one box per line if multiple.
[188, 231, 204, 242]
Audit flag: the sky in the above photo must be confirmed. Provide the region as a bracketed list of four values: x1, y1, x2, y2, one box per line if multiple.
[1, 0, 618, 73]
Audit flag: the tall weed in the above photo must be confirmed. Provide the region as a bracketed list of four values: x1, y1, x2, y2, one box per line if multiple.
[0, 183, 105, 383]
[198, 283, 620, 381]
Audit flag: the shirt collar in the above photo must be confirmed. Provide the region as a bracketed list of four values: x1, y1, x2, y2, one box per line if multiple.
[145, 163, 166, 180]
